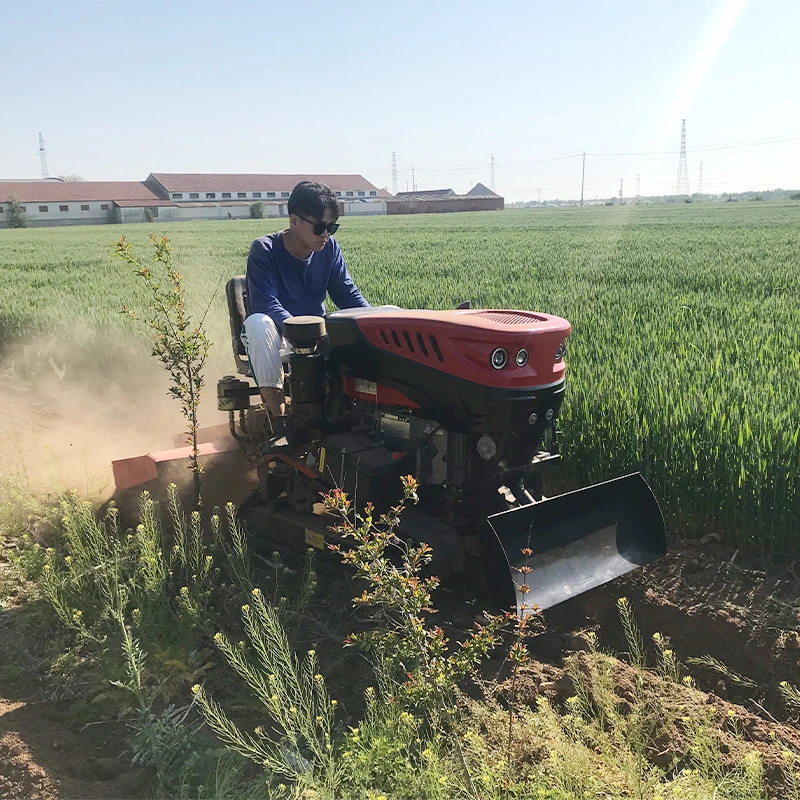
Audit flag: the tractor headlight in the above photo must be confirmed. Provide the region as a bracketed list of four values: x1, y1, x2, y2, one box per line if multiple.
[491, 348, 508, 369]
[555, 341, 566, 362]
[515, 348, 528, 367]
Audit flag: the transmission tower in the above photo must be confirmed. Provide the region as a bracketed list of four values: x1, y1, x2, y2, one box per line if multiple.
[580, 151, 585, 207]
[391, 151, 398, 195]
[38, 132, 49, 179]
[674, 119, 690, 196]
[490, 153, 496, 192]
[636, 174, 641, 198]
[698, 161, 703, 196]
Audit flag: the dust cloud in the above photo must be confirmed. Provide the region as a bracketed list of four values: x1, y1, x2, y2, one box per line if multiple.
[0, 328, 230, 501]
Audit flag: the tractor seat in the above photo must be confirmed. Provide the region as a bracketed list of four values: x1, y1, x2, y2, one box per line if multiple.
[225, 276, 293, 380]
[226, 276, 253, 377]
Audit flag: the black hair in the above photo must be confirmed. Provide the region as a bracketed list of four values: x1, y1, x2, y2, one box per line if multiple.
[287, 181, 340, 221]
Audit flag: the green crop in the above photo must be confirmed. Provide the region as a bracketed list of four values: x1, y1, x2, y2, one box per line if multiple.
[1, 202, 798, 552]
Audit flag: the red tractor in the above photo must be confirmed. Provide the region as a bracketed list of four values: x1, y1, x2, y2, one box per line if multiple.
[215, 278, 665, 612]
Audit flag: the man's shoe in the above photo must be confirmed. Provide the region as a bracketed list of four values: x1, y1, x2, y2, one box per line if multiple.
[263, 414, 292, 453]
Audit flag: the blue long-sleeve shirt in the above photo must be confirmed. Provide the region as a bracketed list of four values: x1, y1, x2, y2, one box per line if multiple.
[245, 231, 369, 334]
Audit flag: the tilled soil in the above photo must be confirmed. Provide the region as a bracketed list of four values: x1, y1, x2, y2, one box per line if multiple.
[542, 538, 800, 718]
[0, 698, 152, 800]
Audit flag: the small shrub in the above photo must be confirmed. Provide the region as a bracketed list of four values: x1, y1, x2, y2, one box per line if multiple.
[250, 201, 265, 219]
[325, 477, 506, 720]
[6, 194, 27, 228]
[114, 234, 211, 507]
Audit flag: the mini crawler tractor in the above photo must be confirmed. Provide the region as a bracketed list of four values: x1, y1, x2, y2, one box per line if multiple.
[114, 279, 666, 613]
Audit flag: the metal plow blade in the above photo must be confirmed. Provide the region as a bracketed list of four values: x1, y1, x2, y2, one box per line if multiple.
[479, 473, 666, 614]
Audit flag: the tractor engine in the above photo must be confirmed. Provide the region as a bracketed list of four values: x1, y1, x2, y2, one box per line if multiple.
[298, 307, 570, 521]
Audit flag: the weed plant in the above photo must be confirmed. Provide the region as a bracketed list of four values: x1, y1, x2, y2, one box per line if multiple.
[34, 485, 260, 709]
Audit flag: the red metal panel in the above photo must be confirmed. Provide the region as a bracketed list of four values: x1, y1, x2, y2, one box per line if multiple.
[353, 309, 570, 389]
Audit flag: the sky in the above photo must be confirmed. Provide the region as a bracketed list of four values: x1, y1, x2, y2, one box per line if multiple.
[2, 0, 799, 202]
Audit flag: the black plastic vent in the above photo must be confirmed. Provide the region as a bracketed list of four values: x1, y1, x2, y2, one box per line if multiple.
[429, 335, 444, 362]
[379, 329, 443, 362]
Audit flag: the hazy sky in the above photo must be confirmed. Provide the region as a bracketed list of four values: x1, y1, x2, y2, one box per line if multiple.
[3, 0, 798, 200]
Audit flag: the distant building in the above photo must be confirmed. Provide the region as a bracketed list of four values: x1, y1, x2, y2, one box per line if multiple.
[387, 183, 503, 215]
[466, 182, 499, 197]
[145, 173, 384, 218]
[0, 173, 386, 228]
[395, 188, 457, 198]
[0, 179, 171, 227]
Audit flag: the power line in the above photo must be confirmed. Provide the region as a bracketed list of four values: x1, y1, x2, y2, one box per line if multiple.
[367, 133, 800, 180]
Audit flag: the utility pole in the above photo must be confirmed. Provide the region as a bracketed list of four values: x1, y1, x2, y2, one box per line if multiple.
[391, 151, 398, 195]
[490, 153, 496, 193]
[38, 133, 49, 179]
[411, 166, 416, 192]
[580, 151, 585, 207]
[698, 161, 703, 197]
[619, 179, 624, 204]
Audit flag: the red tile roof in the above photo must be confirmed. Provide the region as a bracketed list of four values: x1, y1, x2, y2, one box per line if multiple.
[0, 181, 163, 203]
[149, 173, 379, 194]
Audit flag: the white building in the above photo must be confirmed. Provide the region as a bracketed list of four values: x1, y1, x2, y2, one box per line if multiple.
[145, 173, 386, 218]
[0, 173, 388, 228]
[0, 180, 173, 227]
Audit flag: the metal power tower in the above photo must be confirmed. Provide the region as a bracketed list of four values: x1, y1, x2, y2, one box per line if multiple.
[490, 153, 496, 192]
[674, 119, 690, 196]
[390, 151, 398, 195]
[698, 161, 703, 196]
[38, 132, 49, 179]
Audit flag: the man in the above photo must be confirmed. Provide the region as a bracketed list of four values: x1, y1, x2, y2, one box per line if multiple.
[243, 181, 369, 448]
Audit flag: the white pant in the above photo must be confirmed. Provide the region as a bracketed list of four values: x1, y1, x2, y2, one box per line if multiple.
[241, 314, 290, 389]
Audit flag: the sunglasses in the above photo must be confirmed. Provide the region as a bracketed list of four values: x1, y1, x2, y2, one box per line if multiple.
[295, 214, 340, 236]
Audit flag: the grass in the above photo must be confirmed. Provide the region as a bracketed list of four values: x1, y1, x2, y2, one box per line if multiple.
[1, 202, 798, 553]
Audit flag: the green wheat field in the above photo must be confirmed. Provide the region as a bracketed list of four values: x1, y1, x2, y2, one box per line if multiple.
[1, 203, 798, 552]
